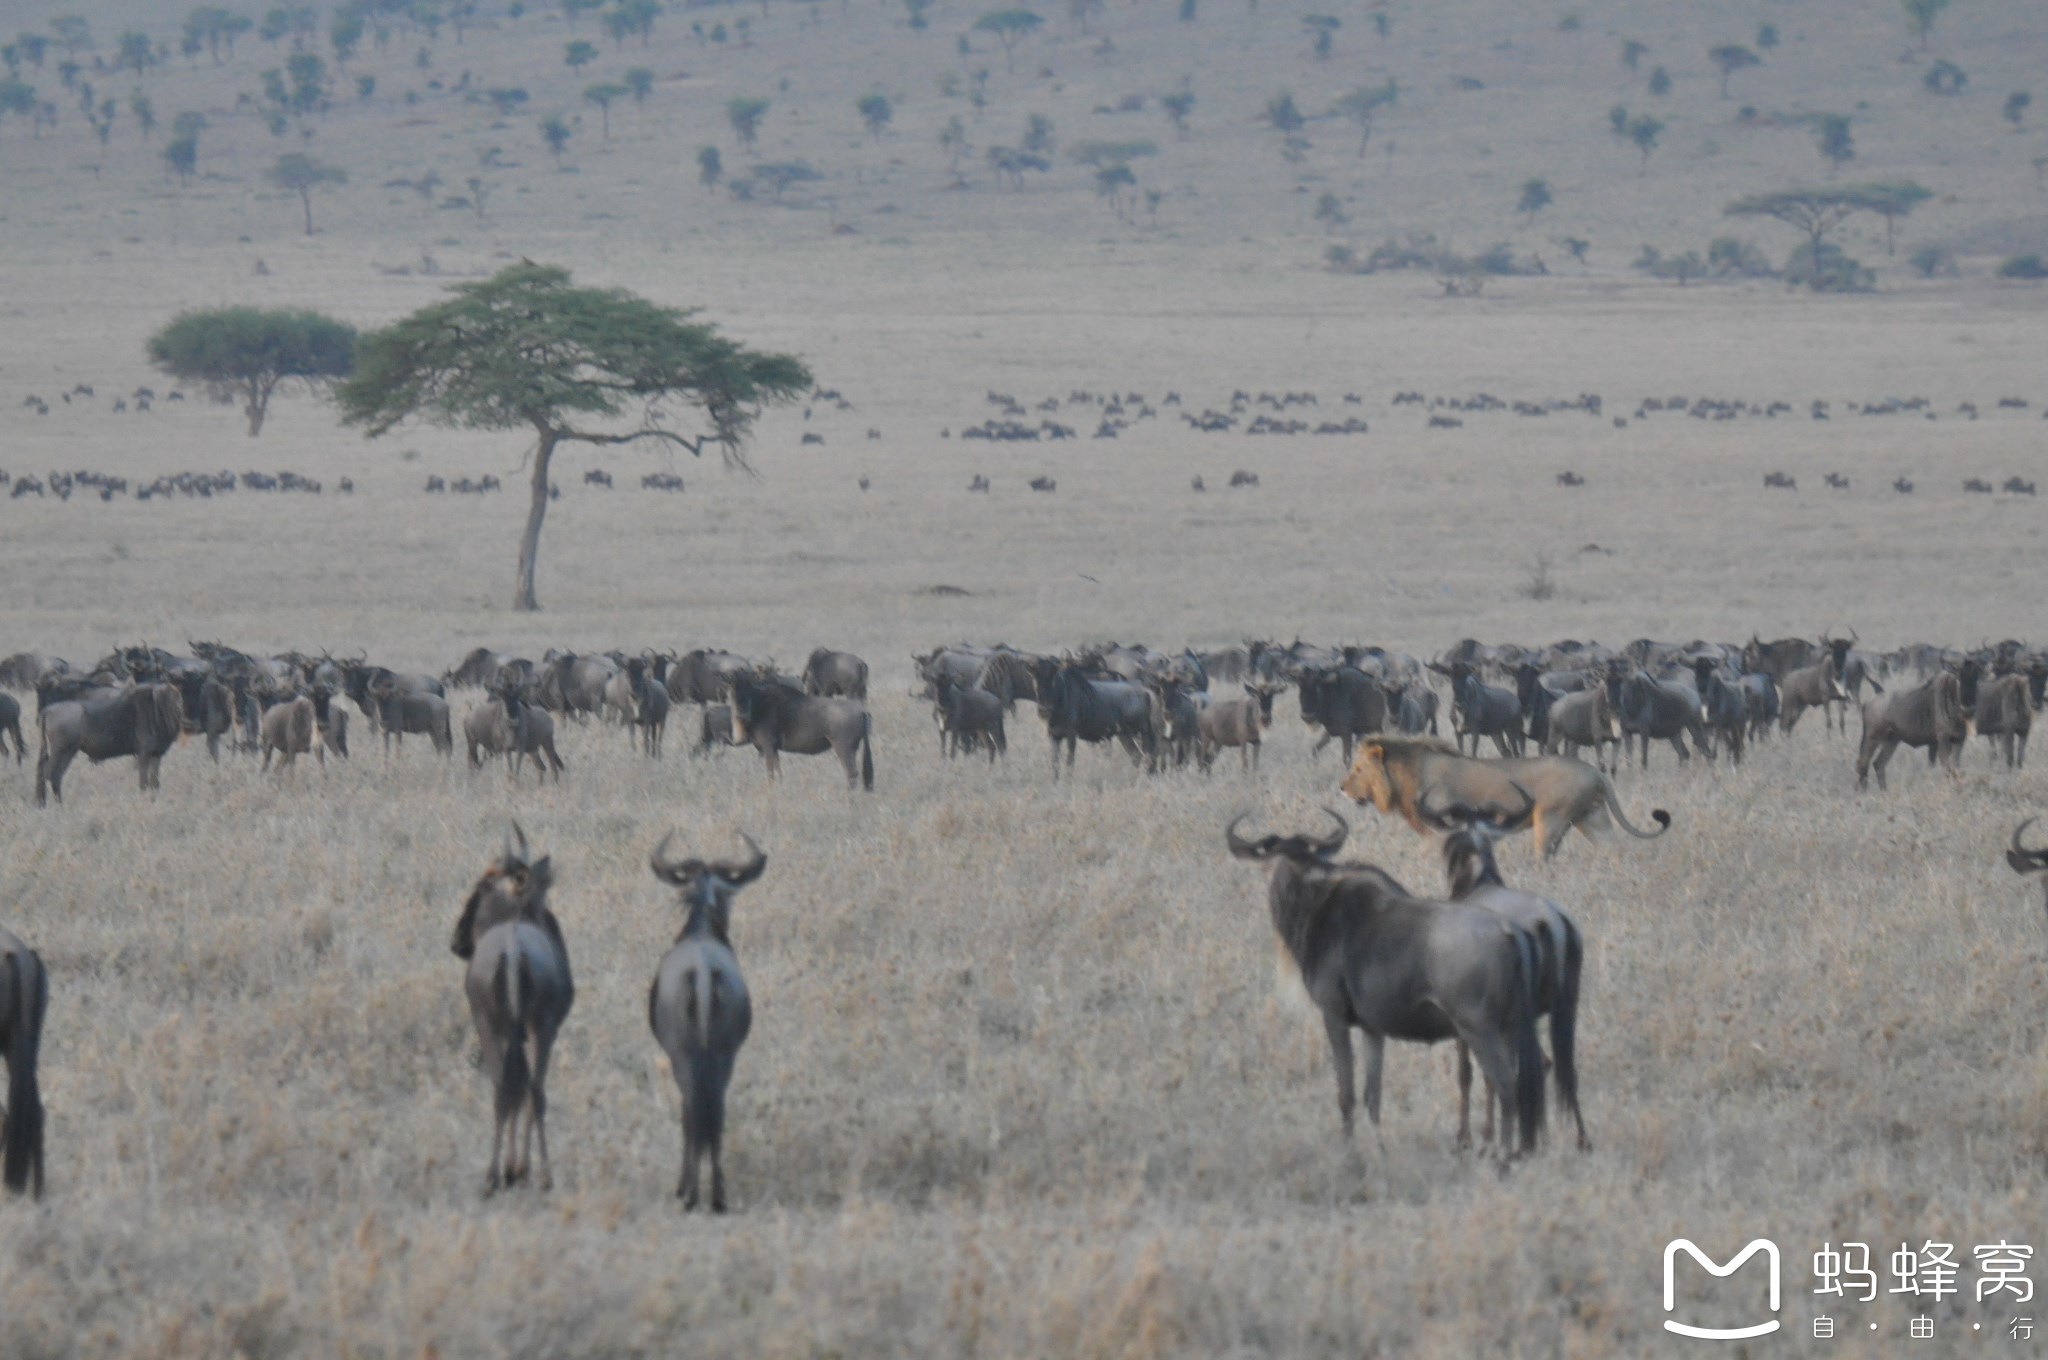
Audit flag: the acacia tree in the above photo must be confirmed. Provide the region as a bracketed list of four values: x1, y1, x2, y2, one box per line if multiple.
[147, 307, 357, 436]
[1517, 177, 1552, 222]
[335, 263, 810, 612]
[1709, 44, 1759, 98]
[973, 9, 1042, 73]
[584, 80, 625, 139]
[1849, 180, 1932, 254]
[1903, 0, 1949, 49]
[268, 152, 345, 234]
[727, 95, 768, 150]
[1335, 80, 1395, 156]
[857, 91, 892, 139]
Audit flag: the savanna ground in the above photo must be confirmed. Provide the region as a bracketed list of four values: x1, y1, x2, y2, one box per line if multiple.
[3, 0, 2048, 1354]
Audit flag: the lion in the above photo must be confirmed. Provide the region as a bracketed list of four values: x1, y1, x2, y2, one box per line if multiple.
[1339, 734, 1670, 859]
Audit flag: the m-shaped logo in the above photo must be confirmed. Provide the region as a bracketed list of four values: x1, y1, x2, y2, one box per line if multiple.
[1663, 1239, 1782, 1340]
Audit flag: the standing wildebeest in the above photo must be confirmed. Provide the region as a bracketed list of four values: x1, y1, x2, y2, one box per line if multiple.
[1612, 669, 1705, 766]
[539, 652, 617, 723]
[36, 684, 184, 806]
[1740, 672, 1780, 744]
[667, 649, 753, 706]
[1196, 684, 1273, 773]
[465, 696, 513, 770]
[504, 687, 566, 782]
[1297, 665, 1388, 764]
[370, 680, 454, 757]
[1542, 684, 1620, 772]
[1438, 663, 1525, 758]
[695, 704, 739, 756]
[802, 648, 870, 700]
[1824, 630, 1885, 719]
[647, 831, 764, 1211]
[0, 925, 47, 1198]
[624, 658, 671, 757]
[1741, 635, 1818, 683]
[1777, 655, 1847, 735]
[259, 692, 322, 772]
[1156, 678, 1208, 769]
[1383, 680, 1440, 736]
[729, 672, 875, 790]
[1855, 670, 1968, 789]
[450, 826, 573, 1194]
[166, 670, 237, 761]
[1963, 660, 2032, 768]
[342, 662, 445, 730]
[0, 691, 23, 763]
[1692, 659, 1749, 765]
[1225, 810, 1544, 1159]
[1040, 663, 1163, 777]
[933, 674, 1006, 761]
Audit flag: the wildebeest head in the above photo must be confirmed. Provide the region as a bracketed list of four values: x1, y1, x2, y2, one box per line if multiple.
[1224, 807, 1349, 863]
[649, 830, 767, 942]
[451, 822, 555, 960]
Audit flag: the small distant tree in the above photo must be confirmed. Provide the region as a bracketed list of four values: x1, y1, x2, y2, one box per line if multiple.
[1908, 244, 1955, 277]
[739, 160, 820, 202]
[484, 86, 529, 116]
[1647, 65, 1671, 97]
[1620, 39, 1647, 70]
[563, 39, 597, 70]
[584, 82, 625, 139]
[268, 152, 345, 234]
[116, 31, 153, 75]
[330, 9, 363, 64]
[1022, 112, 1055, 154]
[129, 91, 155, 137]
[1094, 161, 1135, 217]
[539, 112, 572, 165]
[615, 0, 661, 46]
[1160, 89, 1193, 138]
[147, 307, 357, 436]
[335, 262, 810, 611]
[1335, 80, 1396, 156]
[1313, 191, 1346, 231]
[1756, 23, 1778, 51]
[1849, 180, 1932, 254]
[1997, 254, 2048, 280]
[1302, 14, 1338, 59]
[1709, 44, 1759, 98]
[939, 114, 969, 180]
[1627, 114, 1663, 172]
[16, 34, 48, 69]
[857, 92, 892, 140]
[49, 16, 91, 56]
[696, 143, 721, 186]
[1066, 0, 1104, 33]
[727, 95, 768, 151]
[1816, 114, 1854, 173]
[625, 66, 654, 107]
[1924, 59, 1965, 95]
[163, 128, 198, 178]
[985, 144, 1048, 188]
[1517, 177, 1552, 222]
[1903, 0, 1949, 49]
[1559, 236, 1590, 266]
[1725, 187, 1868, 261]
[1264, 90, 1305, 134]
[0, 77, 37, 135]
[905, 0, 933, 28]
[1178, 0, 1195, 22]
[972, 9, 1042, 73]
[1608, 103, 1629, 138]
[2005, 91, 2031, 130]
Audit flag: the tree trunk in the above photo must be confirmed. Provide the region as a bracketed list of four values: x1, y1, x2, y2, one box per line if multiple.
[300, 187, 313, 234]
[244, 376, 273, 436]
[515, 431, 558, 611]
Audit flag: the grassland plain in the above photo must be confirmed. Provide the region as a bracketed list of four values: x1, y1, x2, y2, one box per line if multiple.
[3, 0, 2048, 1354]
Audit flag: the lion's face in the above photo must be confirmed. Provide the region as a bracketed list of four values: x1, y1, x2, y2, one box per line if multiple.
[1339, 743, 1393, 809]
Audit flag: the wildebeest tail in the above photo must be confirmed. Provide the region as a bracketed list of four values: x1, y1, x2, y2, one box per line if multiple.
[1511, 931, 1545, 1154]
[4, 947, 47, 1196]
[491, 951, 532, 1123]
[1599, 775, 1671, 839]
[861, 712, 875, 792]
[1552, 925, 1584, 1139]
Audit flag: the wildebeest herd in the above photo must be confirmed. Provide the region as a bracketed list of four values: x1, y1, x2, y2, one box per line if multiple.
[4, 626, 2048, 1203]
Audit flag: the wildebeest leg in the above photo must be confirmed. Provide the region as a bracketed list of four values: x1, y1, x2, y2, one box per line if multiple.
[1322, 1012, 1356, 1137]
[1668, 736, 1688, 763]
[1462, 1028, 1522, 1160]
[1455, 1042, 1473, 1149]
[1490, 733, 1511, 759]
[527, 1027, 554, 1191]
[1310, 732, 1332, 760]
[1870, 738, 1899, 790]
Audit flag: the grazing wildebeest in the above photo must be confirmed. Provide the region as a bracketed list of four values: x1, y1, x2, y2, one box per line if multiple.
[1692, 659, 1749, 765]
[1777, 654, 1847, 735]
[259, 693, 322, 772]
[647, 831, 764, 1211]
[36, 684, 184, 806]
[1438, 663, 1525, 758]
[1342, 735, 1671, 859]
[729, 672, 875, 790]
[933, 674, 1006, 761]
[0, 925, 47, 1198]
[1855, 670, 1968, 789]
[1969, 667, 2031, 768]
[450, 826, 573, 1194]
[1297, 665, 1389, 764]
[1225, 810, 1544, 1159]
[370, 680, 454, 756]
[802, 648, 869, 700]
[1418, 792, 1590, 1152]
[1542, 684, 1620, 772]
[1039, 663, 1163, 777]
[624, 658, 671, 757]
[0, 691, 23, 763]
[1195, 684, 1273, 773]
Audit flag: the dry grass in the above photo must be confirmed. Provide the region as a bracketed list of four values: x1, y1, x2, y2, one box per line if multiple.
[4, 0, 2048, 1354]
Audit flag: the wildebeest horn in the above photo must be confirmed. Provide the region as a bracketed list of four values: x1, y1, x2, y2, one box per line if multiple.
[1311, 806, 1349, 855]
[2008, 818, 2048, 874]
[508, 820, 529, 863]
[713, 832, 767, 887]
[1224, 813, 1270, 860]
[649, 830, 695, 882]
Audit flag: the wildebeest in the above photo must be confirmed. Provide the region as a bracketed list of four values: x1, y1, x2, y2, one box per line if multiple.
[0, 925, 47, 1198]
[165, 670, 237, 761]
[1225, 810, 1544, 1158]
[1297, 665, 1389, 764]
[1692, 660, 1748, 764]
[1195, 684, 1273, 773]
[1612, 669, 1705, 766]
[1855, 670, 1968, 789]
[1739, 671, 1780, 743]
[1741, 635, 1819, 683]
[370, 680, 454, 757]
[1039, 663, 1163, 777]
[450, 826, 573, 1194]
[538, 652, 616, 722]
[1778, 654, 1848, 735]
[343, 661, 446, 730]
[1963, 661, 2031, 768]
[464, 696, 513, 770]
[933, 674, 1006, 761]
[1439, 663, 1525, 758]
[802, 648, 869, 700]
[729, 672, 875, 790]
[36, 684, 184, 806]
[1542, 683, 1620, 772]
[259, 692, 322, 772]
[1383, 680, 1440, 736]
[0, 691, 23, 763]
[646, 831, 763, 1211]
[624, 658, 671, 757]
[695, 703, 739, 756]
[1341, 735, 1671, 859]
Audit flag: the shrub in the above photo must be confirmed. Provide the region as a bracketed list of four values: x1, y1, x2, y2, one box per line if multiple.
[1997, 254, 2048, 279]
[1784, 241, 1874, 292]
